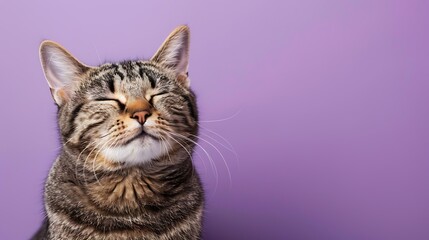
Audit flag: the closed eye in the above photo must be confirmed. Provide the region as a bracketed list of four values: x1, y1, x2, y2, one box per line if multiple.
[94, 98, 126, 110]
[148, 91, 168, 105]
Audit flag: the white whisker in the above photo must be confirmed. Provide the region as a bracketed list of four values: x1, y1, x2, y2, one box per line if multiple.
[74, 140, 97, 182]
[198, 109, 241, 123]
[159, 134, 172, 163]
[162, 132, 197, 179]
[91, 42, 102, 64]
[82, 136, 116, 184]
[199, 127, 240, 171]
[166, 131, 219, 194]
[92, 135, 120, 185]
[188, 133, 232, 189]
[199, 125, 237, 154]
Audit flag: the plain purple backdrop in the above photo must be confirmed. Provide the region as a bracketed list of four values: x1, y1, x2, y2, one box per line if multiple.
[1, 0, 429, 239]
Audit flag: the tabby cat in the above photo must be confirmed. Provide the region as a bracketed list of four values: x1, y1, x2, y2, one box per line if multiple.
[32, 25, 204, 240]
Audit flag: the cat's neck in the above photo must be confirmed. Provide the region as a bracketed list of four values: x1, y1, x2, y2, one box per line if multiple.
[54, 145, 195, 211]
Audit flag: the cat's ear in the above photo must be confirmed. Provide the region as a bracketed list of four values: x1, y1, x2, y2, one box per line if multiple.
[151, 25, 190, 87]
[39, 41, 90, 106]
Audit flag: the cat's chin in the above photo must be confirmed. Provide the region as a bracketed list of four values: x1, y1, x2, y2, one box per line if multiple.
[101, 136, 165, 165]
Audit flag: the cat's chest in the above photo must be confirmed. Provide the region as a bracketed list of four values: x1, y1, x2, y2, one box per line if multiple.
[84, 171, 161, 212]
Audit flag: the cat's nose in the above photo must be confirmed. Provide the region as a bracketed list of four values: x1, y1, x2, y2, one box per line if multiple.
[132, 110, 151, 125]
[126, 98, 152, 124]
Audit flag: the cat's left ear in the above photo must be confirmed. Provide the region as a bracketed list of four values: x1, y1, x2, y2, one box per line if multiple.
[39, 41, 91, 106]
[151, 25, 190, 87]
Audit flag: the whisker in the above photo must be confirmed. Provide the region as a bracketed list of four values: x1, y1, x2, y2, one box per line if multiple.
[76, 130, 116, 183]
[198, 109, 241, 123]
[198, 127, 240, 171]
[165, 131, 219, 194]
[72, 130, 117, 181]
[74, 140, 98, 182]
[82, 137, 116, 184]
[199, 125, 237, 154]
[184, 136, 208, 175]
[188, 133, 232, 189]
[52, 132, 80, 151]
[92, 135, 120, 185]
[53, 125, 113, 152]
[159, 134, 173, 164]
[162, 132, 197, 179]
[164, 131, 208, 175]
[163, 133, 192, 161]
[91, 42, 102, 64]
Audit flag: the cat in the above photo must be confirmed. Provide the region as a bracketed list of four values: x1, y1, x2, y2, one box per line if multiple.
[31, 25, 204, 240]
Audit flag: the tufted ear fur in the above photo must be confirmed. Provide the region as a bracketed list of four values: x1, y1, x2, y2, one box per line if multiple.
[39, 41, 91, 105]
[151, 25, 190, 87]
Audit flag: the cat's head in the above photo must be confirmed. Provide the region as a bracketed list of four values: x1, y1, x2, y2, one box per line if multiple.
[39, 25, 198, 167]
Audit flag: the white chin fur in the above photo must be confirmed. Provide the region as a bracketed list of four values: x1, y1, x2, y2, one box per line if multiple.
[102, 137, 165, 165]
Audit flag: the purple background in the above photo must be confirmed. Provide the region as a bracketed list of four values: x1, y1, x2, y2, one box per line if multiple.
[1, 0, 429, 239]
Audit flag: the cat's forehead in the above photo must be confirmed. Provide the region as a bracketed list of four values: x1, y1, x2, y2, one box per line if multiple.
[96, 61, 164, 81]
[86, 60, 172, 97]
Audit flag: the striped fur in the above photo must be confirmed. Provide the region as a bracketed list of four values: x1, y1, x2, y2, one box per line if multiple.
[33, 26, 204, 240]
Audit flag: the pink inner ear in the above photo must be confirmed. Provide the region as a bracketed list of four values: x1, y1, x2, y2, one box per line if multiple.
[177, 74, 186, 82]
[176, 74, 190, 87]
[51, 88, 69, 105]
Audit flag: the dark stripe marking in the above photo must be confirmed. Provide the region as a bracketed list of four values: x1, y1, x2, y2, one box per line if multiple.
[183, 95, 198, 121]
[113, 64, 125, 80]
[146, 72, 156, 88]
[108, 78, 115, 93]
[63, 103, 84, 138]
[138, 67, 156, 88]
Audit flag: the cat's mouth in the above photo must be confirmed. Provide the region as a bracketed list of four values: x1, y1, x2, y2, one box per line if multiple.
[124, 128, 160, 145]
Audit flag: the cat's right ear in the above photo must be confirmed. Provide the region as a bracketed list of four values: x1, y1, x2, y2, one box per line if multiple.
[39, 41, 91, 106]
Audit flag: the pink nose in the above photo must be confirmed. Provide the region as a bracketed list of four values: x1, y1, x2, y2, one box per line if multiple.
[132, 111, 151, 124]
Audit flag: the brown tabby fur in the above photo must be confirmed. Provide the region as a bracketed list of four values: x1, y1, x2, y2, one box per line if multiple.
[32, 26, 204, 240]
